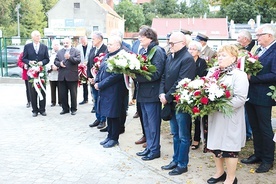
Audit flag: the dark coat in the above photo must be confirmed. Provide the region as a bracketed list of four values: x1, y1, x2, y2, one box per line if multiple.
[96, 49, 125, 118]
[22, 43, 49, 66]
[54, 48, 81, 81]
[159, 46, 196, 103]
[248, 42, 276, 106]
[86, 44, 107, 78]
[131, 40, 140, 54]
[195, 57, 208, 77]
[135, 42, 166, 103]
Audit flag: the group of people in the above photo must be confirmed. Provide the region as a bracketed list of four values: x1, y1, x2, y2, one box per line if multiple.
[19, 23, 276, 183]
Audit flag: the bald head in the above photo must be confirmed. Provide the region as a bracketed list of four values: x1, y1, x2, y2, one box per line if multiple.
[169, 32, 186, 53]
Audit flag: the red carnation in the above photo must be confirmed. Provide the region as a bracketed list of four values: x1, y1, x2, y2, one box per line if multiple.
[142, 66, 148, 71]
[175, 94, 180, 103]
[33, 73, 38, 78]
[194, 90, 201, 96]
[200, 97, 209, 105]
[192, 106, 200, 114]
[225, 90, 231, 98]
[36, 83, 41, 89]
[142, 55, 147, 61]
[94, 57, 99, 62]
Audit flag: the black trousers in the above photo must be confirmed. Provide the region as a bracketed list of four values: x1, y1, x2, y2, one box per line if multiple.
[137, 102, 145, 137]
[24, 80, 31, 103]
[49, 80, 61, 105]
[245, 102, 275, 164]
[28, 81, 46, 113]
[82, 83, 88, 101]
[119, 90, 129, 131]
[107, 117, 120, 141]
[59, 80, 78, 112]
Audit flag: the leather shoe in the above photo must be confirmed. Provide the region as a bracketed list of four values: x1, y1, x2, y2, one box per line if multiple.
[103, 140, 119, 148]
[142, 143, 147, 148]
[60, 110, 69, 115]
[50, 103, 55, 107]
[97, 121, 106, 129]
[207, 172, 226, 184]
[255, 163, 273, 173]
[91, 107, 95, 113]
[40, 112, 47, 116]
[136, 149, 149, 156]
[141, 153, 160, 161]
[32, 112, 38, 117]
[161, 161, 177, 170]
[100, 127, 108, 132]
[79, 100, 88, 105]
[241, 155, 261, 164]
[89, 120, 100, 127]
[100, 138, 110, 145]
[168, 166, 188, 175]
[135, 136, 146, 144]
[71, 111, 77, 115]
[26, 102, 30, 108]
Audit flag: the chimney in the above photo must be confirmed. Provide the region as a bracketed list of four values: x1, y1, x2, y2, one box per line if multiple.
[106, 0, 114, 9]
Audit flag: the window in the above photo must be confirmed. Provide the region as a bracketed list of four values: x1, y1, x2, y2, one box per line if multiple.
[93, 26, 99, 31]
[74, 3, 80, 9]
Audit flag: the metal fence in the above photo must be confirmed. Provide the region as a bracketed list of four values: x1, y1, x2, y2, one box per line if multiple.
[0, 37, 238, 78]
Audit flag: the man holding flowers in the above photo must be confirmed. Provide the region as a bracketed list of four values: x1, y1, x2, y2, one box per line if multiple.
[159, 31, 196, 175]
[134, 27, 166, 161]
[23, 30, 49, 117]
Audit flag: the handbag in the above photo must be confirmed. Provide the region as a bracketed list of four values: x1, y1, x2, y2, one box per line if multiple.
[161, 103, 173, 121]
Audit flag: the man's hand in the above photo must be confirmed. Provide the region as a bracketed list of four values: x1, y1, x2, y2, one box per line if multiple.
[94, 83, 99, 90]
[159, 93, 167, 105]
[29, 60, 36, 65]
[60, 61, 66, 68]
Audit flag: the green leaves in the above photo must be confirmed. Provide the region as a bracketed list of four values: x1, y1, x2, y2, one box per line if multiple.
[267, 86, 276, 100]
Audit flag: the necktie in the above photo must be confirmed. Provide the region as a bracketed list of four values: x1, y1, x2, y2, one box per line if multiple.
[94, 48, 98, 55]
[35, 45, 38, 54]
[257, 47, 266, 57]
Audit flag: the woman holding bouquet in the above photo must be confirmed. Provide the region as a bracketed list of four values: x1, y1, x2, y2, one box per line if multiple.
[135, 27, 166, 161]
[206, 45, 249, 184]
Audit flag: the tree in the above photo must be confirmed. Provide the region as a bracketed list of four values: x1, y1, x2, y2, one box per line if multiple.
[224, 1, 258, 23]
[155, 0, 178, 16]
[186, 0, 210, 18]
[20, 0, 47, 38]
[115, 0, 145, 32]
[41, 0, 59, 22]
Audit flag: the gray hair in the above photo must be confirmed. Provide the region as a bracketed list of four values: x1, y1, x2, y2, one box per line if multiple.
[256, 24, 276, 38]
[188, 40, 202, 51]
[92, 31, 104, 40]
[238, 29, 252, 41]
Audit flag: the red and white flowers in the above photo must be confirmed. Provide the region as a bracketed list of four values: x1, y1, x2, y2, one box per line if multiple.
[174, 76, 232, 120]
[237, 51, 263, 76]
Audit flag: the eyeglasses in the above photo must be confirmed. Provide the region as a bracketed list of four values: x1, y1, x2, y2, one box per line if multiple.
[256, 33, 268, 37]
[188, 48, 199, 51]
[169, 41, 182, 47]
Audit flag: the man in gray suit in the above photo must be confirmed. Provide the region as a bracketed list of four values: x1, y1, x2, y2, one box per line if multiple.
[76, 36, 92, 105]
[54, 38, 81, 115]
[195, 33, 216, 62]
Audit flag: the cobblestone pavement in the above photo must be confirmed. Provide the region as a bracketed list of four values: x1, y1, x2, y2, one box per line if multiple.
[0, 78, 275, 184]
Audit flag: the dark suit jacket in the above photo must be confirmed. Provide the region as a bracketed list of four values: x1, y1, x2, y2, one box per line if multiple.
[248, 42, 276, 106]
[159, 46, 196, 103]
[87, 44, 107, 78]
[195, 57, 208, 77]
[54, 47, 81, 81]
[96, 49, 124, 118]
[22, 43, 49, 66]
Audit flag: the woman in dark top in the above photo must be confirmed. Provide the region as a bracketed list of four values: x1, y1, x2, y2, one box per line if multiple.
[188, 40, 208, 150]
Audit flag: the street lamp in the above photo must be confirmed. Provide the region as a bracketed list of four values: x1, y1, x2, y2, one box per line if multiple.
[15, 4, 20, 37]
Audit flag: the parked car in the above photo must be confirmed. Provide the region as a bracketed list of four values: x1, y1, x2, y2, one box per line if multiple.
[1, 45, 24, 66]
[3, 66, 22, 78]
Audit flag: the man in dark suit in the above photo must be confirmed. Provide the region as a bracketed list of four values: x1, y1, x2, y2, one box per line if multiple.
[241, 24, 276, 173]
[95, 35, 125, 148]
[54, 37, 81, 115]
[87, 31, 107, 129]
[23, 30, 50, 117]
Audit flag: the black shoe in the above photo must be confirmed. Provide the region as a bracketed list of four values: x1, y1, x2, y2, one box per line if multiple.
[79, 100, 88, 105]
[207, 172, 226, 184]
[50, 103, 56, 107]
[100, 127, 108, 132]
[255, 163, 273, 173]
[91, 107, 96, 113]
[97, 121, 106, 129]
[89, 120, 100, 127]
[26, 102, 30, 108]
[71, 111, 77, 115]
[241, 155, 261, 164]
[161, 161, 177, 170]
[246, 136, 253, 141]
[103, 140, 119, 148]
[58, 103, 62, 107]
[136, 149, 149, 156]
[60, 110, 69, 115]
[119, 128, 125, 134]
[32, 112, 38, 117]
[233, 177, 238, 184]
[40, 112, 47, 116]
[100, 138, 110, 145]
[168, 166, 188, 175]
[141, 153, 160, 161]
